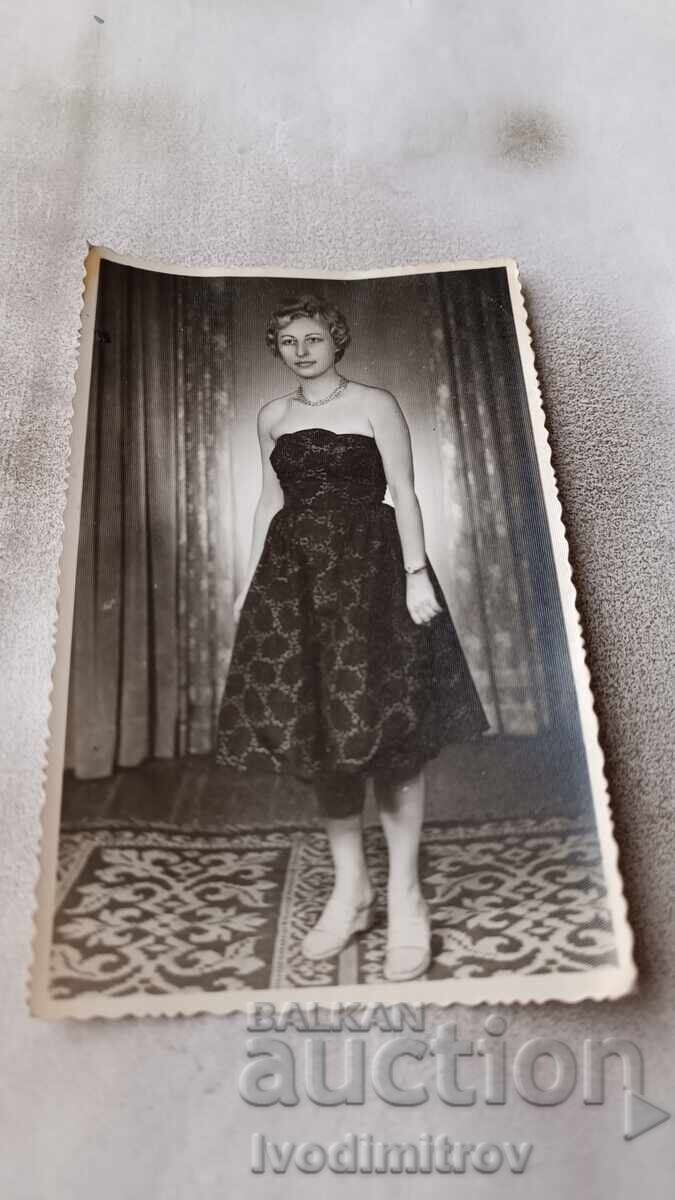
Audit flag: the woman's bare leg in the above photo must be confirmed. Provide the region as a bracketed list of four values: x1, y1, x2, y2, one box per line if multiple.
[374, 770, 425, 915]
[302, 780, 373, 960]
[322, 813, 374, 912]
[374, 770, 430, 980]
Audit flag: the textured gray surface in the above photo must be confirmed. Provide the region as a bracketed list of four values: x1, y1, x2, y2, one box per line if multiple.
[1, 1, 673, 1196]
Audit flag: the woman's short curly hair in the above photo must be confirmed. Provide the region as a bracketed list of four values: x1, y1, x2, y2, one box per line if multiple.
[265, 294, 351, 363]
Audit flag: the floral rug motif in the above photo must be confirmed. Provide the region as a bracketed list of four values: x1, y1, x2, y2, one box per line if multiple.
[50, 816, 617, 998]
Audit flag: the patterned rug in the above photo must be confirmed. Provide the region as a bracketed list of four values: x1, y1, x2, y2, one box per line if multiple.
[50, 816, 617, 999]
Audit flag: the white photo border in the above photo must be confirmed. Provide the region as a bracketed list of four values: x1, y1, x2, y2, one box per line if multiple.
[29, 246, 637, 1019]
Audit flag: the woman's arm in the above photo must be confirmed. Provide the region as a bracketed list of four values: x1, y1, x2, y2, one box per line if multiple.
[234, 404, 285, 618]
[368, 389, 442, 626]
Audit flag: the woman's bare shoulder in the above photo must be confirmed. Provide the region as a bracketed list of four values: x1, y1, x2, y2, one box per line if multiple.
[352, 382, 404, 424]
[257, 392, 295, 434]
[351, 381, 397, 405]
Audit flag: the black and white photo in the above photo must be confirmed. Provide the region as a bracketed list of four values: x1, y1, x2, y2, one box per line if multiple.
[30, 250, 635, 1017]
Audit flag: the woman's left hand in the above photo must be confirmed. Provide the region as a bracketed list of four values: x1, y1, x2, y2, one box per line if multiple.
[406, 569, 443, 625]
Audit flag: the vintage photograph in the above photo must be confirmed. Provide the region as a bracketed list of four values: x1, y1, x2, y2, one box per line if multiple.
[31, 250, 635, 1017]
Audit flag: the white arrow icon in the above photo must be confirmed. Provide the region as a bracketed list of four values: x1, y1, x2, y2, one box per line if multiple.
[624, 1089, 671, 1140]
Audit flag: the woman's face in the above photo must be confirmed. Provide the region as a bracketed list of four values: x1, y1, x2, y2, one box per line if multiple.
[276, 316, 337, 379]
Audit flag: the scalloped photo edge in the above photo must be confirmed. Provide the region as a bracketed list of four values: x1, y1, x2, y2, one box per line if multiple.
[28, 247, 637, 1019]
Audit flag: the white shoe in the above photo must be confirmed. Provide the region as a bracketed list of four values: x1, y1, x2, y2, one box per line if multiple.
[384, 899, 431, 982]
[302, 895, 377, 961]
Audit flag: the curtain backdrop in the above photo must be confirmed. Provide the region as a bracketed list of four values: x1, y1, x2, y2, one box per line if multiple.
[65, 262, 235, 778]
[425, 270, 544, 735]
[66, 263, 578, 780]
[425, 268, 578, 738]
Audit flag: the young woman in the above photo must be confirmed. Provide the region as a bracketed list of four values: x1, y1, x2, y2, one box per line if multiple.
[216, 294, 488, 982]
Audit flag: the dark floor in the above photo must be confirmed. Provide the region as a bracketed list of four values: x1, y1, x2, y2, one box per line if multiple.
[61, 735, 593, 829]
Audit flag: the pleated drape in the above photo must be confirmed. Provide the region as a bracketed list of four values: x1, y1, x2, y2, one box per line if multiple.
[66, 263, 577, 782]
[65, 262, 235, 778]
[425, 268, 573, 736]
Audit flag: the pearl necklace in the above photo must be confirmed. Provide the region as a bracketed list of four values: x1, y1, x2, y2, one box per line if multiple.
[293, 376, 348, 407]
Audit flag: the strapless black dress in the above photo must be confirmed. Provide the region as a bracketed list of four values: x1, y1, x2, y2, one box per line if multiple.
[216, 428, 488, 783]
